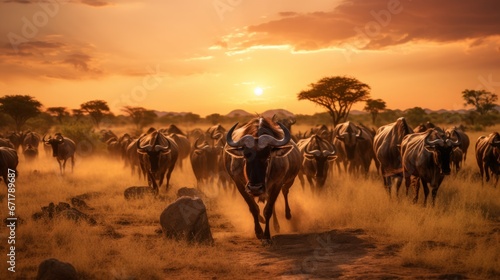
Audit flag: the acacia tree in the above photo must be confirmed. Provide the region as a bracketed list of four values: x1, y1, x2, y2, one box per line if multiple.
[0, 95, 42, 132]
[46, 107, 68, 124]
[297, 76, 371, 126]
[462, 89, 498, 115]
[364, 98, 387, 125]
[80, 100, 111, 128]
[121, 106, 157, 130]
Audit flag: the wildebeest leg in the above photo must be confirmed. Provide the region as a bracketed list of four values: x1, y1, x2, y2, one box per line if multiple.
[263, 187, 282, 240]
[272, 206, 280, 234]
[297, 171, 305, 190]
[431, 186, 439, 207]
[164, 166, 175, 191]
[57, 159, 63, 174]
[412, 176, 420, 204]
[282, 182, 293, 220]
[71, 156, 74, 173]
[422, 180, 430, 207]
[483, 162, 490, 182]
[306, 176, 314, 193]
[234, 184, 263, 238]
[394, 174, 403, 198]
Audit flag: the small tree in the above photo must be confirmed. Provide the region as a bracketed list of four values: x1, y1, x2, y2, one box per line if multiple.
[297, 76, 371, 127]
[46, 107, 69, 124]
[0, 95, 42, 132]
[121, 106, 157, 130]
[462, 89, 498, 115]
[363, 98, 386, 125]
[72, 109, 84, 121]
[80, 100, 111, 128]
[404, 107, 428, 127]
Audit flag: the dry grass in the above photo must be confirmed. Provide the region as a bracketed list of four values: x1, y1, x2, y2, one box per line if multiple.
[0, 124, 499, 279]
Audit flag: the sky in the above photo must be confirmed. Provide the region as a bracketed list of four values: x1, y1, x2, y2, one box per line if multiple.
[1, 0, 499, 117]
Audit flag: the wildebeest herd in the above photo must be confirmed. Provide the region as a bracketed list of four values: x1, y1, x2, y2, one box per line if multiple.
[1, 117, 499, 242]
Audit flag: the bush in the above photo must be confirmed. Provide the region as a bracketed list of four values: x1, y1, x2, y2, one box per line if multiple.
[58, 122, 105, 157]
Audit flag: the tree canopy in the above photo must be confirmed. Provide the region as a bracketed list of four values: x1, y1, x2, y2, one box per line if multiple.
[80, 100, 111, 128]
[462, 89, 498, 115]
[297, 76, 370, 126]
[121, 106, 157, 130]
[0, 94, 42, 132]
[46, 107, 68, 124]
[363, 98, 387, 125]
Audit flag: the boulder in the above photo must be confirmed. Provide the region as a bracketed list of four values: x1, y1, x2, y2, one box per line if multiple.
[36, 258, 77, 280]
[124, 186, 156, 200]
[176, 187, 203, 198]
[160, 196, 213, 245]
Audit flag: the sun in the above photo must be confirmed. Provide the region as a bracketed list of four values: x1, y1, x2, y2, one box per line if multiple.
[254, 87, 264, 96]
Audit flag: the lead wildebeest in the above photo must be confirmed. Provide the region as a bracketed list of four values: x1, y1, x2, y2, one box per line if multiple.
[137, 129, 179, 192]
[373, 117, 414, 196]
[401, 128, 461, 206]
[224, 117, 301, 241]
[0, 147, 18, 186]
[43, 134, 76, 174]
[297, 134, 337, 191]
[475, 132, 500, 187]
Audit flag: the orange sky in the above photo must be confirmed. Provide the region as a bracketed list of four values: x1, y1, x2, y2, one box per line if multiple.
[1, 0, 499, 117]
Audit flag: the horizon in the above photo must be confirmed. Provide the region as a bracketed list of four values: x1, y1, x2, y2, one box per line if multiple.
[1, 1, 499, 116]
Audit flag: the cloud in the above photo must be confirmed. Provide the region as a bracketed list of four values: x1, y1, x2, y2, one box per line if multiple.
[0, 38, 104, 80]
[219, 0, 500, 51]
[2, 0, 112, 7]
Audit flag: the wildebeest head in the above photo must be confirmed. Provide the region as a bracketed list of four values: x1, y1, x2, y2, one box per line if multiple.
[136, 131, 171, 173]
[304, 135, 337, 185]
[225, 118, 293, 196]
[335, 123, 363, 159]
[488, 132, 500, 165]
[43, 134, 64, 157]
[424, 129, 461, 175]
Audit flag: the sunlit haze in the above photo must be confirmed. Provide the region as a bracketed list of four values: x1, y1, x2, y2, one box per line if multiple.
[1, 0, 499, 116]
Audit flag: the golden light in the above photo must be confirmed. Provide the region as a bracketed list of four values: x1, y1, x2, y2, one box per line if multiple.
[254, 87, 264, 96]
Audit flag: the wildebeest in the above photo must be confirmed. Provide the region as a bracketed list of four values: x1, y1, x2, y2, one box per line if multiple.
[224, 117, 301, 241]
[333, 121, 375, 175]
[450, 147, 464, 173]
[413, 121, 435, 133]
[137, 129, 179, 192]
[446, 127, 470, 165]
[22, 131, 40, 151]
[190, 138, 219, 187]
[23, 144, 38, 162]
[297, 134, 337, 191]
[0, 147, 18, 186]
[7, 132, 22, 152]
[167, 133, 190, 171]
[126, 138, 142, 179]
[373, 117, 414, 196]
[401, 128, 461, 206]
[0, 138, 15, 149]
[475, 132, 500, 187]
[43, 134, 76, 174]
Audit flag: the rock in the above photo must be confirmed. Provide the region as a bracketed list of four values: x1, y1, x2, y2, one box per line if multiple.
[70, 197, 93, 210]
[160, 196, 214, 245]
[36, 258, 77, 280]
[176, 187, 203, 198]
[57, 208, 97, 225]
[124, 186, 156, 200]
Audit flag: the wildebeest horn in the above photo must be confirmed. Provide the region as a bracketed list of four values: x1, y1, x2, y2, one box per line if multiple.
[136, 135, 152, 151]
[154, 145, 170, 152]
[226, 123, 255, 148]
[194, 138, 209, 150]
[446, 130, 461, 147]
[424, 133, 444, 146]
[42, 134, 48, 143]
[257, 122, 291, 148]
[355, 128, 362, 138]
[305, 149, 322, 157]
[323, 149, 336, 156]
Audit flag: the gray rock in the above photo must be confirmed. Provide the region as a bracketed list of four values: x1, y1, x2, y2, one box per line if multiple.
[176, 187, 203, 198]
[36, 258, 77, 280]
[160, 196, 213, 245]
[124, 186, 156, 200]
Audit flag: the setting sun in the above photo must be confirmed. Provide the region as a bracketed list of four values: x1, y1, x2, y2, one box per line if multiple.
[254, 87, 264, 96]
